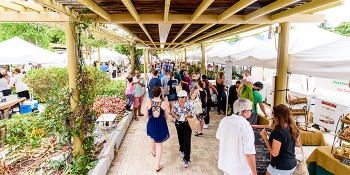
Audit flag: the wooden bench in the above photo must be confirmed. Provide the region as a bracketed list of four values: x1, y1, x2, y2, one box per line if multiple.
[0, 124, 5, 148]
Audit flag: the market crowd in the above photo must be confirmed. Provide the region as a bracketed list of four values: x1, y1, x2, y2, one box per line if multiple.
[0, 66, 30, 100]
[125, 61, 302, 175]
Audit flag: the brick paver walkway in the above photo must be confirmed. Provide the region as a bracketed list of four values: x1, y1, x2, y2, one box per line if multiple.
[108, 103, 224, 175]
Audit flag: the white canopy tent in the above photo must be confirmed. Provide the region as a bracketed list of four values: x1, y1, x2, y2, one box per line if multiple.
[289, 37, 350, 80]
[224, 27, 348, 79]
[0, 37, 64, 65]
[91, 48, 126, 63]
[207, 37, 263, 63]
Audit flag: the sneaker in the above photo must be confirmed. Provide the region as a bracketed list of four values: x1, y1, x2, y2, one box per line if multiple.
[203, 124, 208, 129]
[180, 151, 185, 158]
[183, 160, 189, 168]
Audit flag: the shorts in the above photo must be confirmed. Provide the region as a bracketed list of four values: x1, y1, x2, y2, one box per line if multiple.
[168, 94, 177, 101]
[267, 164, 296, 175]
[133, 96, 143, 108]
[18, 90, 30, 99]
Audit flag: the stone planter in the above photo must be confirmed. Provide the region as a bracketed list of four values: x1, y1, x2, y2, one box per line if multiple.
[88, 111, 133, 175]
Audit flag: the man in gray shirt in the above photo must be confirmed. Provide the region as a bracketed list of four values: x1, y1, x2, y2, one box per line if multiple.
[161, 69, 170, 98]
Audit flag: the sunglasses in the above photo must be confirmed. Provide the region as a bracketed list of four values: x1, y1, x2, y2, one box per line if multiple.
[179, 96, 186, 98]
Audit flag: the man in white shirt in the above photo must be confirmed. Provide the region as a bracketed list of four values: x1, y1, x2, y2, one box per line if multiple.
[216, 98, 257, 175]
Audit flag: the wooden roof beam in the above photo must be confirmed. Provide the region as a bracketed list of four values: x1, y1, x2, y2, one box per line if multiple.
[172, 24, 214, 48]
[192, 0, 214, 21]
[303, 0, 343, 14]
[271, 0, 341, 21]
[218, 0, 257, 21]
[164, 0, 170, 22]
[167, 24, 191, 48]
[12, 0, 46, 12]
[0, 12, 69, 22]
[190, 24, 238, 43]
[117, 24, 148, 46]
[121, 0, 140, 21]
[168, 0, 214, 48]
[159, 23, 172, 48]
[34, 0, 78, 20]
[139, 23, 156, 47]
[95, 14, 324, 24]
[76, 0, 111, 21]
[244, 0, 301, 21]
[0, 0, 26, 12]
[202, 24, 269, 42]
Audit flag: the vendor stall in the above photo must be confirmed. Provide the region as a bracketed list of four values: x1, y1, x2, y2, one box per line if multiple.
[307, 147, 350, 175]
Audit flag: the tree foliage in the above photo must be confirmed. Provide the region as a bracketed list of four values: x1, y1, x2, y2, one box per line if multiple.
[0, 23, 66, 49]
[334, 22, 350, 36]
[114, 44, 144, 72]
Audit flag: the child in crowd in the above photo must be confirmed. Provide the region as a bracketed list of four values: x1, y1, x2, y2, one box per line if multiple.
[125, 76, 134, 111]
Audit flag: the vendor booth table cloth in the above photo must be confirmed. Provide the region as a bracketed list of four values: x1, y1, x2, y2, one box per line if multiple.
[307, 147, 350, 175]
[300, 130, 326, 146]
[258, 114, 270, 125]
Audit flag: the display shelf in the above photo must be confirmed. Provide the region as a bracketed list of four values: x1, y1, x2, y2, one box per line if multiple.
[342, 118, 350, 125]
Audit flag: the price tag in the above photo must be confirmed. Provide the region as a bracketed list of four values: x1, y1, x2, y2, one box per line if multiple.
[340, 157, 350, 166]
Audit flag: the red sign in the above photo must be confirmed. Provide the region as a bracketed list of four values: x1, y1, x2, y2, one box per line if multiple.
[322, 101, 337, 108]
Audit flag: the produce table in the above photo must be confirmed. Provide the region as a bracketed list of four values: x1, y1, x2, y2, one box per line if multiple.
[307, 147, 350, 175]
[0, 98, 26, 119]
[300, 129, 326, 146]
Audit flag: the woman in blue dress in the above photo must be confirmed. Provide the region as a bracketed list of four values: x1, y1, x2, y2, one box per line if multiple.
[144, 86, 170, 172]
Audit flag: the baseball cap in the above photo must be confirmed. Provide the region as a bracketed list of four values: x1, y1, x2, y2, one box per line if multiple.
[177, 90, 187, 97]
[253, 81, 264, 89]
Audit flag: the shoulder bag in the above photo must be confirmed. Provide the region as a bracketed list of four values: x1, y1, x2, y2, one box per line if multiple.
[293, 145, 309, 175]
[193, 90, 203, 115]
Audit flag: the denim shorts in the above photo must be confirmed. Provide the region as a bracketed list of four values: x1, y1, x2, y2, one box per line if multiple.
[267, 164, 296, 175]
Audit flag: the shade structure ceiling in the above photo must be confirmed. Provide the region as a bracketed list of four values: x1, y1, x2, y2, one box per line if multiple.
[0, 0, 344, 49]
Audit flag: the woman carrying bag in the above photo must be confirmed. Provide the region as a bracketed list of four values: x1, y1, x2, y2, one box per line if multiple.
[260, 104, 302, 175]
[191, 80, 207, 136]
[172, 90, 195, 168]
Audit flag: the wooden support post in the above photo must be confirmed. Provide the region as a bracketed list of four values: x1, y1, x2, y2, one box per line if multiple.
[130, 42, 135, 73]
[144, 49, 148, 79]
[97, 47, 101, 67]
[201, 43, 206, 74]
[65, 22, 84, 156]
[184, 49, 187, 68]
[274, 23, 290, 105]
[0, 124, 5, 148]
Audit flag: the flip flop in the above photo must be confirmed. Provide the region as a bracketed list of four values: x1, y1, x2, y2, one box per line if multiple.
[194, 131, 202, 136]
[138, 113, 144, 116]
[151, 151, 156, 157]
[156, 165, 163, 172]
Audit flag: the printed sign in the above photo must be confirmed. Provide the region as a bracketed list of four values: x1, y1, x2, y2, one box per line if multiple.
[224, 61, 233, 87]
[253, 128, 270, 175]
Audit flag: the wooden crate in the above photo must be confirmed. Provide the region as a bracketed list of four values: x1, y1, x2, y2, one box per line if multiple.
[0, 124, 5, 148]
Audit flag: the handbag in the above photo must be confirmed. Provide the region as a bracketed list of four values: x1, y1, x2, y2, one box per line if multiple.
[193, 92, 203, 115]
[211, 93, 217, 103]
[187, 116, 199, 130]
[293, 146, 309, 175]
[176, 83, 182, 94]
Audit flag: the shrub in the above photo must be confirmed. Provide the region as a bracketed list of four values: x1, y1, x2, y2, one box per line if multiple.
[101, 80, 126, 98]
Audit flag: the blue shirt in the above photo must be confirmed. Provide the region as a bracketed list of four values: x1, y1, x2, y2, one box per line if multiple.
[159, 73, 164, 80]
[148, 78, 161, 98]
[100, 65, 108, 72]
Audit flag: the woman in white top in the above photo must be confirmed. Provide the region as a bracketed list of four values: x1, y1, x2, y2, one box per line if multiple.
[8, 69, 30, 99]
[0, 73, 11, 96]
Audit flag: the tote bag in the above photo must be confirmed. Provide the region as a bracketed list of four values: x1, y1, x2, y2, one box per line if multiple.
[187, 116, 199, 130]
[293, 146, 309, 175]
[193, 93, 203, 115]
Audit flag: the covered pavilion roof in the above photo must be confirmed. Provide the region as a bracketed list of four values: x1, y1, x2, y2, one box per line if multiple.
[0, 0, 344, 49]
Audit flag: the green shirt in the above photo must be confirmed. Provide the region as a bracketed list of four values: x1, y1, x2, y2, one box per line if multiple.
[253, 90, 263, 114]
[174, 72, 182, 83]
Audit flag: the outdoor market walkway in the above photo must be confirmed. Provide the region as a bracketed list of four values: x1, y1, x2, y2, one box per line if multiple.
[107, 102, 224, 175]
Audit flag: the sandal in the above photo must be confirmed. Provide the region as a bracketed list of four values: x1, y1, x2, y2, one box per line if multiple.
[138, 113, 144, 116]
[194, 131, 203, 137]
[156, 165, 163, 172]
[134, 118, 139, 121]
[151, 151, 156, 157]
